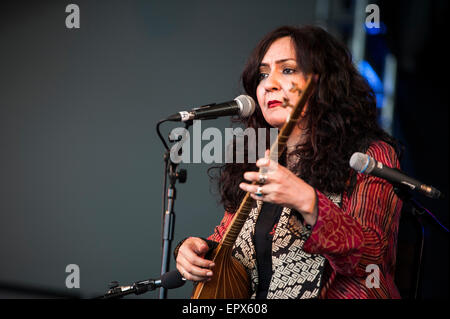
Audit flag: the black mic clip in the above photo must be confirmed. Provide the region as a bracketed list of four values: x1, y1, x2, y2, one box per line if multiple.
[99, 279, 159, 299]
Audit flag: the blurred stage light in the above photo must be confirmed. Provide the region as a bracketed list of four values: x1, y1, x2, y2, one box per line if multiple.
[358, 60, 384, 108]
[365, 22, 387, 36]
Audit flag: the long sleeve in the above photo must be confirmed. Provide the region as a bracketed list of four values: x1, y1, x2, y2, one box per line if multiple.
[302, 141, 402, 278]
[207, 210, 235, 243]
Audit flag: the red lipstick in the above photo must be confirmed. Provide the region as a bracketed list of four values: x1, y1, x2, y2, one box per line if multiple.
[268, 100, 282, 109]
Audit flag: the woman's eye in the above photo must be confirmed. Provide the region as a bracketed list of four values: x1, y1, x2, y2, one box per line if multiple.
[283, 68, 296, 74]
[259, 73, 268, 80]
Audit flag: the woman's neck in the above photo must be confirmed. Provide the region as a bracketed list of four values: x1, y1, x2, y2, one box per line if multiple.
[284, 125, 307, 169]
[286, 125, 306, 153]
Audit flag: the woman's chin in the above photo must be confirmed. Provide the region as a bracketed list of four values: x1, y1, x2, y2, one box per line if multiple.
[268, 120, 287, 129]
[266, 115, 289, 128]
[263, 107, 292, 128]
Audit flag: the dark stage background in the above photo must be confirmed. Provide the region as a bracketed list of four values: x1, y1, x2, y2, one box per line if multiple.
[0, 0, 448, 299]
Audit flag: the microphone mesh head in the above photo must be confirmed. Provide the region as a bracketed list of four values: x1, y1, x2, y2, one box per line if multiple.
[235, 95, 256, 118]
[349, 152, 369, 172]
[161, 271, 186, 289]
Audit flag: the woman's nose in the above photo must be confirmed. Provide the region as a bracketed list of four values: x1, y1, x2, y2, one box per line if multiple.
[263, 72, 281, 92]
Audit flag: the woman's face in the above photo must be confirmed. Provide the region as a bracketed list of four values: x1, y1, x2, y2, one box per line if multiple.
[256, 36, 308, 129]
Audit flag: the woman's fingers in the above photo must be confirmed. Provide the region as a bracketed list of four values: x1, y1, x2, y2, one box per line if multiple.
[243, 171, 270, 183]
[243, 151, 279, 183]
[239, 182, 260, 193]
[256, 150, 278, 169]
[176, 237, 215, 282]
[177, 255, 214, 281]
[240, 183, 279, 198]
[180, 246, 215, 269]
[177, 266, 211, 282]
[188, 237, 209, 256]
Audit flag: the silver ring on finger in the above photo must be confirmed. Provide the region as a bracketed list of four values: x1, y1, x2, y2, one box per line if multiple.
[258, 173, 267, 185]
[255, 186, 264, 197]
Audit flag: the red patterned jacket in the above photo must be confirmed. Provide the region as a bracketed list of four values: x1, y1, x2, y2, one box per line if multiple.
[207, 141, 402, 299]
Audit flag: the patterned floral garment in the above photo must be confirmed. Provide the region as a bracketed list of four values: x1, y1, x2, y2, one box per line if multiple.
[207, 141, 403, 299]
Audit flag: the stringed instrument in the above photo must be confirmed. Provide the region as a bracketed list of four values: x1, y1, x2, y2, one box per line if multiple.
[192, 76, 316, 299]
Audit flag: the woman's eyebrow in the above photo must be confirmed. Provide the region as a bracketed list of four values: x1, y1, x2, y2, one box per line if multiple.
[259, 58, 296, 68]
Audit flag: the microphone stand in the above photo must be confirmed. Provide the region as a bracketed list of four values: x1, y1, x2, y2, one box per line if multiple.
[394, 185, 449, 299]
[156, 119, 190, 299]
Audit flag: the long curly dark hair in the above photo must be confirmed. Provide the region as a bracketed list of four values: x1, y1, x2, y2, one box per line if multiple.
[209, 25, 400, 213]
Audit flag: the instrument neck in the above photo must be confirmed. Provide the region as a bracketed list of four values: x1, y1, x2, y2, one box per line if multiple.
[219, 76, 315, 248]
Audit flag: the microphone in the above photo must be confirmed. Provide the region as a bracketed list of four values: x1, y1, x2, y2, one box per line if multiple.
[165, 95, 256, 122]
[349, 152, 443, 199]
[160, 270, 186, 289]
[100, 270, 185, 299]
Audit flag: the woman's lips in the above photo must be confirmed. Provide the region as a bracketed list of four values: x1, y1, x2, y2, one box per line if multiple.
[268, 100, 282, 109]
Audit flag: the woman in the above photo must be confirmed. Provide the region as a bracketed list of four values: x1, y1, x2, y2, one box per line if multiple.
[174, 25, 403, 299]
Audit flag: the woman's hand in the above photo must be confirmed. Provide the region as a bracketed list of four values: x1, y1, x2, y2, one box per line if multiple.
[239, 150, 318, 226]
[175, 237, 215, 282]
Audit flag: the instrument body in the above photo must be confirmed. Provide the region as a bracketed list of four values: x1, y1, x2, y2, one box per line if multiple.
[192, 77, 315, 299]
